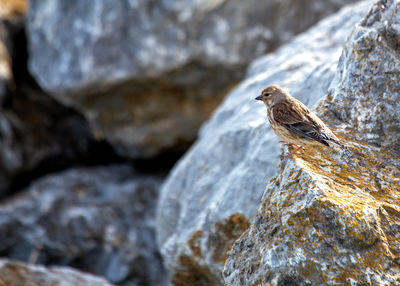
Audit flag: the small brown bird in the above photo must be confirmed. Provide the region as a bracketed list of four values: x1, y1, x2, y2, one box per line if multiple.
[255, 85, 345, 157]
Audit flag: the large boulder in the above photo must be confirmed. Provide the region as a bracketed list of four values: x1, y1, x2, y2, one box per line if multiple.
[0, 259, 113, 286]
[0, 0, 113, 197]
[26, 0, 357, 158]
[0, 165, 167, 286]
[156, 1, 374, 285]
[0, 83, 110, 196]
[224, 0, 400, 284]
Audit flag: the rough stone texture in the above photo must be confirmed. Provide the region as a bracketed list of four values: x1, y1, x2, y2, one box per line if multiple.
[0, 88, 111, 196]
[224, 0, 400, 284]
[0, 84, 107, 196]
[0, 165, 168, 286]
[156, 1, 374, 285]
[0, 1, 116, 196]
[26, 0, 356, 158]
[0, 259, 113, 286]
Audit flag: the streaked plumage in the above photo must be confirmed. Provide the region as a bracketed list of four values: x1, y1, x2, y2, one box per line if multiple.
[255, 85, 345, 156]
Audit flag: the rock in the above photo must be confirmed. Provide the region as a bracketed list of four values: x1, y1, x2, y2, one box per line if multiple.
[0, 84, 111, 197]
[0, 1, 117, 196]
[0, 24, 12, 105]
[0, 259, 113, 286]
[0, 0, 24, 105]
[0, 84, 111, 196]
[0, 165, 168, 286]
[0, 0, 26, 19]
[26, 0, 357, 158]
[0, 1, 22, 195]
[156, 1, 374, 285]
[223, 0, 400, 284]
[0, 43, 10, 105]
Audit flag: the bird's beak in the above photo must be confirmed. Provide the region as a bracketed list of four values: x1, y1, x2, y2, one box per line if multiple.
[255, 95, 262, 101]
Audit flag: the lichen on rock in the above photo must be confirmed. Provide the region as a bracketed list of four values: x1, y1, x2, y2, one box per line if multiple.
[223, 0, 400, 284]
[157, 1, 374, 285]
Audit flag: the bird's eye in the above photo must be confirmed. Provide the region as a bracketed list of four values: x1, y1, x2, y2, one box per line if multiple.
[264, 93, 270, 97]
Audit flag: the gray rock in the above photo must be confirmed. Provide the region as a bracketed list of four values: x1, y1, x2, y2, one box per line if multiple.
[156, 1, 375, 285]
[0, 165, 168, 286]
[224, 0, 400, 284]
[0, 4, 106, 197]
[26, 0, 357, 158]
[0, 259, 113, 286]
[0, 85, 104, 196]
[0, 83, 110, 196]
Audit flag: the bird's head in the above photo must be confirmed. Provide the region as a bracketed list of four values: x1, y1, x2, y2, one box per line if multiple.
[255, 85, 288, 107]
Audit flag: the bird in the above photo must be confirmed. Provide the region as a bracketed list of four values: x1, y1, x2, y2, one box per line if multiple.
[255, 84, 346, 158]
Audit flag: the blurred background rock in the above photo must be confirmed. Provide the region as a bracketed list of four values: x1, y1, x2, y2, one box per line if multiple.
[0, 0, 373, 285]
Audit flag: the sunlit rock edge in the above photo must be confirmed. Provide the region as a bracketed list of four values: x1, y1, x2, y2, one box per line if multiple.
[223, 0, 400, 284]
[156, 1, 375, 285]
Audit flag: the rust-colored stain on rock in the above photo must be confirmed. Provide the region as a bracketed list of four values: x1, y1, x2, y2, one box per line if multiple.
[188, 230, 204, 258]
[212, 214, 250, 263]
[224, 1, 400, 283]
[172, 255, 219, 286]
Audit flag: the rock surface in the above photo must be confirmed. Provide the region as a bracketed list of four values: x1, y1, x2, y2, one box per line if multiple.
[224, 0, 400, 284]
[156, 1, 374, 285]
[0, 259, 113, 286]
[0, 84, 108, 196]
[0, 0, 26, 19]
[0, 165, 167, 286]
[0, 1, 114, 196]
[26, 0, 356, 158]
[0, 25, 12, 106]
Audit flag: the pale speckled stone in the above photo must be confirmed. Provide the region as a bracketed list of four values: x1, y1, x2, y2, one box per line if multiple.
[156, 1, 374, 285]
[223, 0, 400, 285]
[26, 0, 356, 95]
[0, 259, 113, 286]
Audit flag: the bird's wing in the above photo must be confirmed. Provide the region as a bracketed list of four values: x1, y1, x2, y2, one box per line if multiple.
[272, 100, 331, 146]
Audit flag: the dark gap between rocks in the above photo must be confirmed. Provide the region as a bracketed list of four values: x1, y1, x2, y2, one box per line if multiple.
[2, 22, 186, 197]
